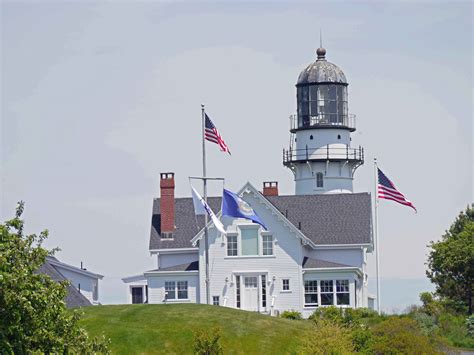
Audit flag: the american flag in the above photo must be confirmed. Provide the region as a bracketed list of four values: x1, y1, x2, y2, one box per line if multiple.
[205, 114, 231, 155]
[378, 168, 416, 212]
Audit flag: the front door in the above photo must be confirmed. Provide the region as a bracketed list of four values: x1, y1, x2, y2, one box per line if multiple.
[243, 276, 259, 311]
[131, 286, 143, 304]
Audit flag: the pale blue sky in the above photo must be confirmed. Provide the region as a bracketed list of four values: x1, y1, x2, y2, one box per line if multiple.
[1, 1, 472, 311]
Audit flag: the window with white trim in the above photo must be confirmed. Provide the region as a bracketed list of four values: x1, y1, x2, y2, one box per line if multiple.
[262, 235, 273, 256]
[336, 280, 350, 305]
[165, 281, 188, 300]
[320, 280, 334, 305]
[227, 235, 238, 256]
[304, 280, 318, 307]
[241, 228, 259, 255]
[177, 281, 188, 299]
[316, 172, 324, 188]
[212, 296, 220, 306]
[165, 281, 176, 300]
[282, 279, 290, 291]
[236, 276, 241, 308]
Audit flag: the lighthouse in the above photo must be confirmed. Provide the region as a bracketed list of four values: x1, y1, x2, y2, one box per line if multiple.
[283, 46, 364, 195]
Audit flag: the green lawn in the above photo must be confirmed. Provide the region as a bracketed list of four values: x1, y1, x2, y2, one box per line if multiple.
[79, 304, 311, 354]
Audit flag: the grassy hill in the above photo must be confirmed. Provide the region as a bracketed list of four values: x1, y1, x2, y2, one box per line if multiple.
[79, 304, 311, 354]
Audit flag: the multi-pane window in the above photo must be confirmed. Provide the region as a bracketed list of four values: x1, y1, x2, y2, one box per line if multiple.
[241, 228, 259, 255]
[213, 296, 220, 306]
[282, 279, 290, 291]
[177, 281, 188, 299]
[336, 280, 350, 305]
[165, 281, 176, 300]
[161, 232, 173, 239]
[261, 275, 266, 308]
[304, 280, 318, 307]
[236, 276, 241, 308]
[262, 235, 273, 255]
[227, 235, 238, 256]
[165, 281, 188, 300]
[297, 84, 348, 128]
[316, 173, 324, 188]
[320, 280, 334, 306]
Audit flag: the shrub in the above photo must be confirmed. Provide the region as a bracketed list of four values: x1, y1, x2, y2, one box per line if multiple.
[280, 310, 302, 320]
[299, 319, 354, 354]
[351, 324, 373, 353]
[309, 306, 344, 324]
[193, 327, 223, 355]
[309, 306, 380, 327]
[438, 312, 474, 349]
[410, 311, 439, 336]
[467, 314, 474, 337]
[369, 317, 439, 354]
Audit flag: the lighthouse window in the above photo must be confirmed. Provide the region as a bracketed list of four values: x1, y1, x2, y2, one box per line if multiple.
[316, 173, 324, 188]
[310, 135, 313, 140]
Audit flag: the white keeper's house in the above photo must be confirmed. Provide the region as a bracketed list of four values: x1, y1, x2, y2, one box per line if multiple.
[123, 46, 375, 317]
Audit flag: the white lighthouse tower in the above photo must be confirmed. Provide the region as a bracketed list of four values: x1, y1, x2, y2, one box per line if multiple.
[283, 46, 364, 195]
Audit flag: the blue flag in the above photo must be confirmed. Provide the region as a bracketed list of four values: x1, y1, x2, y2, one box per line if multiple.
[222, 189, 267, 230]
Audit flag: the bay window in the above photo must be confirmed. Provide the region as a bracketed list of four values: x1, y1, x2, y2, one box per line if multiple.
[336, 280, 350, 305]
[304, 280, 318, 307]
[320, 280, 334, 305]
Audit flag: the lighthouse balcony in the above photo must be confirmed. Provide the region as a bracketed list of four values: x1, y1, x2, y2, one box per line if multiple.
[289, 114, 356, 133]
[283, 144, 364, 165]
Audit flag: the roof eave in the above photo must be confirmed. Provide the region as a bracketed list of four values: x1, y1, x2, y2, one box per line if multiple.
[48, 259, 104, 279]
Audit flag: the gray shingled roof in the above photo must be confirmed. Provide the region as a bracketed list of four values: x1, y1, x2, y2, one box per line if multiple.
[38, 257, 92, 308]
[148, 261, 199, 272]
[149, 192, 371, 250]
[266, 193, 372, 245]
[149, 197, 221, 250]
[302, 256, 351, 269]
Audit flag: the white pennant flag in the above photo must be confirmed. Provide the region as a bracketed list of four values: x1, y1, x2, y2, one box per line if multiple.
[191, 186, 226, 235]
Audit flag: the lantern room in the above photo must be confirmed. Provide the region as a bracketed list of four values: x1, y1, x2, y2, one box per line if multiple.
[293, 47, 355, 132]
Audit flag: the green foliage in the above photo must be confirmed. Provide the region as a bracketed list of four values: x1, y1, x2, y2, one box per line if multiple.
[0, 202, 110, 354]
[369, 317, 439, 354]
[309, 306, 344, 324]
[299, 319, 354, 354]
[280, 310, 302, 320]
[437, 312, 474, 349]
[426, 205, 474, 315]
[193, 327, 223, 355]
[467, 315, 474, 337]
[309, 306, 380, 327]
[351, 325, 373, 353]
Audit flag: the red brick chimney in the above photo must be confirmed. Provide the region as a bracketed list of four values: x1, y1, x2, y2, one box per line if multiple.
[160, 172, 175, 233]
[263, 181, 279, 196]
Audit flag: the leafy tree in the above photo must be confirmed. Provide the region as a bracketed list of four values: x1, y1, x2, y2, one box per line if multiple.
[0, 202, 110, 353]
[426, 205, 474, 314]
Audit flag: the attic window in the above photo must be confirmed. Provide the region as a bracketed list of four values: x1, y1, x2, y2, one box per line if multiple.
[161, 232, 174, 239]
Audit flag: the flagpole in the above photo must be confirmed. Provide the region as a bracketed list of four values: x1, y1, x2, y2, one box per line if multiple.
[201, 104, 210, 305]
[374, 157, 381, 314]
